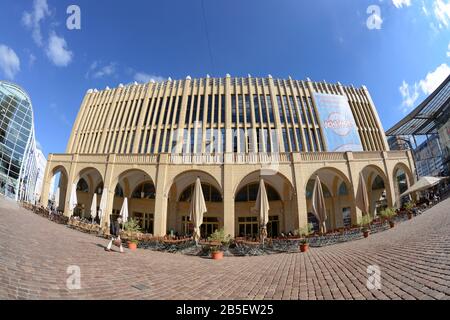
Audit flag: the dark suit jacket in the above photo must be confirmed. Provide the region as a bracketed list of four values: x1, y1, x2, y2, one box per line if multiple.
[110, 221, 121, 237]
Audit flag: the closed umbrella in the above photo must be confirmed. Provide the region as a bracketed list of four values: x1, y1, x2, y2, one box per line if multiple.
[99, 188, 108, 226]
[189, 177, 207, 245]
[120, 197, 129, 223]
[356, 172, 370, 216]
[311, 176, 327, 234]
[69, 183, 78, 216]
[90, 193, 97, 223]
[255, 179, 270, 245]
[400, 176, 444, 197]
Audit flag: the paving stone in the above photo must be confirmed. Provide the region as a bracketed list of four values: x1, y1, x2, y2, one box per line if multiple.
[1, 197, 450, 300]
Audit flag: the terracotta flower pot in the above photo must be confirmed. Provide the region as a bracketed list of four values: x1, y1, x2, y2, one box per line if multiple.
[408, 213, 413, 220]
[389, 221, 395, 228]
[363, 230, 370, 238]
[300, 243, 309, 252]
[211, 251, 223, 260]
[128, 241, 137, 250]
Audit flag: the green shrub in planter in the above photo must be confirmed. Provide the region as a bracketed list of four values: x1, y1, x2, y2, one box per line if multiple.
[123, 218, 141, 242]
[358, 214, 373, 233]
[295, 223, 314, 245]
[380, 207, 397, 227]
[380, 207, 396, 221]
[207, 228, 231, 253]
[404, 202, 415, 212]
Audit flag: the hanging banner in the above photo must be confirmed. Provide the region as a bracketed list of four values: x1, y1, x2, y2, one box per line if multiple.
[313, 93, 363, 152]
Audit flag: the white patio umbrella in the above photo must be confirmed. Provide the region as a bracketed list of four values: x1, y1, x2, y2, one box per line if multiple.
[189, 177, 207, 245]
[255, 179, 270, 245]
[400, 176, 445, 197]
[311, 175, 327, 234]
[356, 172, 370, 216]
[120, 197, 129, 223]
[99, 188, 108, 226]
[69, 183, 78, 216]
[90, 193, 97, 223]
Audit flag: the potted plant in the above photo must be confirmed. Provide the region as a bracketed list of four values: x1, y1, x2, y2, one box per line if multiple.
[380, 207, 396, 228]
[296, 223, 313, 252]
[359, 214, 373, 238]
[123, 218, 141, 251]
[207, 228, 231, 260]
[404, 202, 415, 219]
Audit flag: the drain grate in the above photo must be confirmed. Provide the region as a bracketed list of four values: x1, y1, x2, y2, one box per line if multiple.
[131, 283, 150, 291]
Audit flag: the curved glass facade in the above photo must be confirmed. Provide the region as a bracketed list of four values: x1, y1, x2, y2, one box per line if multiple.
[0, 81, 38, 201]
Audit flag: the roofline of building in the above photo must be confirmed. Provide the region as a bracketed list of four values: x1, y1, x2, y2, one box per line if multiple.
[84, 75, 368, 94]
[386, 74, 450, 136]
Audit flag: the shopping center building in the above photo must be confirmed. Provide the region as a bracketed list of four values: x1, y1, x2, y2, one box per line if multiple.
[40, 75, 415, 237]
[0, 81, 40, 202]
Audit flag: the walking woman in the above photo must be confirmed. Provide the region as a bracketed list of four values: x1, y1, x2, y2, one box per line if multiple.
[105, 215, 124, 253]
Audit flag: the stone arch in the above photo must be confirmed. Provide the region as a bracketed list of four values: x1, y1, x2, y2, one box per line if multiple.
[306, 167, 355, 231]
[178, 182, 222, 202]
[73, 167, 104, 192]
[393, 162, 415, 206]
[166, 170, 224, 238]
[50, 165, 69, 180]
[72, 167, 104, 219]
[165, 169, 223, 200]
[233, 170, 296, 238]
[47, 165, 69, 212]
[233, 170, 295, 201]
[110, 168, 157, 234]
[360, 164, 392, 216]
[111, 168, 155, 198]
[393, 162, 414, 187]
[130, 181, 156, 199]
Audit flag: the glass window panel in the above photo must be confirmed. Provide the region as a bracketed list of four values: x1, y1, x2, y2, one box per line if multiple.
[304, 128, 312, 152]
[266, 95, 274, 123]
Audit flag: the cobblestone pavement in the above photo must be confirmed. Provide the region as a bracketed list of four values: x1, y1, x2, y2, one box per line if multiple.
[0, 196, 449, 300]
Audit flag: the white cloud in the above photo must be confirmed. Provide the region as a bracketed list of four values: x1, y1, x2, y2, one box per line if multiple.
[392, 0, 411, 9]
[93, 63, 116, 78]
[134, 72, 166, 83]
[418, 63, 450, 94]
[399, 81, 420, 111]
[29, 53, 37, 66]
[433, 0, 450, 28]
[46, 32, 73, 67]
[447, 42, 450, 57]
[0, 44, 21, 80]
[422, 1, 430, 16]
[22, 0, 50, 47]
[399, 63, 450, 112]
[86, 61, 117, 79]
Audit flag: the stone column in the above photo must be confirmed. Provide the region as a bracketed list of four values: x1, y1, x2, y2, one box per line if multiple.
[102, 154, 117, 228]
[63, 155, 79, 217]
[291, 153, 308, 230]
[222, 156, 235, 237]
[381, 151, 395, 208]
[346, 152, 362, 226]
[153, 154, 169, 236]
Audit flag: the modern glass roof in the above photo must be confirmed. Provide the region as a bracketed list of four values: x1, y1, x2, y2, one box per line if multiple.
[386, 75, 450, 136]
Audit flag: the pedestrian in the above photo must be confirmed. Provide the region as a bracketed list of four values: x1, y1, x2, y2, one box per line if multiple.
[105, 215, 124, 253]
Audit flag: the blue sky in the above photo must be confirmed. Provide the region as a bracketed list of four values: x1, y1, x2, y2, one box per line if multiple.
[0, 0, 449, 155]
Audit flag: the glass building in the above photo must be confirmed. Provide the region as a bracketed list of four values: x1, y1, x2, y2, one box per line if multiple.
[0, 81, 38, 202]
